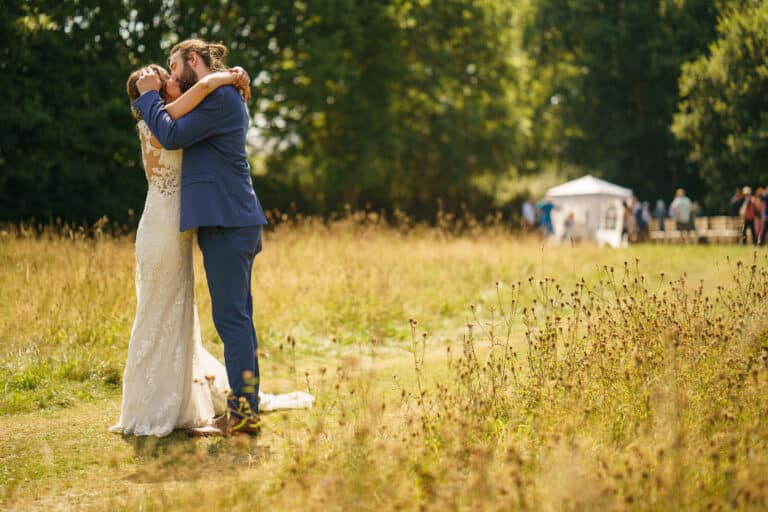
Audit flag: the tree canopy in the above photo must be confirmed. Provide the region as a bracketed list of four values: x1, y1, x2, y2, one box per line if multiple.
[524, 0, 723, 202]
[0, 1, 761, 223]
[672, 0, 768, 210]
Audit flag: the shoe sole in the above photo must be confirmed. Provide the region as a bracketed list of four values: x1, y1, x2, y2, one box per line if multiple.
[185, 426, 224, 437]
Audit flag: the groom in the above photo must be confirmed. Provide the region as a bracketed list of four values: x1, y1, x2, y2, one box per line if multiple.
[134, 39, 266, 434]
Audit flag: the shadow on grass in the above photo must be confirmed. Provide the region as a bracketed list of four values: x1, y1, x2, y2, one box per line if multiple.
[119, 429, 271, 483]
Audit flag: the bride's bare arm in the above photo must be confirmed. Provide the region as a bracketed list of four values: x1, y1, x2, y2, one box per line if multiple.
[165, 68, 251, 119]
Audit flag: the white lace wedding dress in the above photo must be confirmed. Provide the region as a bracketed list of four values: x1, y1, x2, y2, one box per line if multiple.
[109, 121, 313, 437]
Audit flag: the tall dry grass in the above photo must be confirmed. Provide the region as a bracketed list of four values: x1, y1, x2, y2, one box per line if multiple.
[1, 219, 765, 510]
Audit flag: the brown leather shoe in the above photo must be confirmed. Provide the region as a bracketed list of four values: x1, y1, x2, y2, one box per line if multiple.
[215, 412, 261, 437]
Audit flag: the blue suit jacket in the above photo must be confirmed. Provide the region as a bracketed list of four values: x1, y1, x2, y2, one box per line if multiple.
[133, 86, 267, 231]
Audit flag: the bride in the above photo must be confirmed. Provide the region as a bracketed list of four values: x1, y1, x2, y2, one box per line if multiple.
[110, 65, 313, 437]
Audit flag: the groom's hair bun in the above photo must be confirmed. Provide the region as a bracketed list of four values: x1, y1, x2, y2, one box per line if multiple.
[171, 39, 228, 71]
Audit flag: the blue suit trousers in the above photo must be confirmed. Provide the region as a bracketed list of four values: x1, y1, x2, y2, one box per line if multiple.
[197, 225, 262, 413]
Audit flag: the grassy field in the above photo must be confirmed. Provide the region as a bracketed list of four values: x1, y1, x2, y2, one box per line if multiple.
[1, 221, 767, 510]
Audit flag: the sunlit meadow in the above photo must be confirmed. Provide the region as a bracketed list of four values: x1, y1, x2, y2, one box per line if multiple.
[1, 217, 766, 511]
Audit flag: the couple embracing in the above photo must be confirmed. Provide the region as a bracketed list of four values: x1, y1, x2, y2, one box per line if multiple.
[109, 39, 313, 438]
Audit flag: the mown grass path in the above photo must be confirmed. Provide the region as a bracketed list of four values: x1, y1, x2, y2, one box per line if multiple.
[2, 342, 456, 510]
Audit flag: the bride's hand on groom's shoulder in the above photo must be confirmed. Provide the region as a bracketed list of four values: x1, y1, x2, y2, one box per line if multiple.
[228, 66, 251, 102]
[136, 67, 162, 95]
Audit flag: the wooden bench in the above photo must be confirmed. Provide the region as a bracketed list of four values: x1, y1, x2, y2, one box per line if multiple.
[648, 220, 666, 242]
[648, 216, 741, 244]
[651, 218, 690, 243]
[705, 216, 740, 244]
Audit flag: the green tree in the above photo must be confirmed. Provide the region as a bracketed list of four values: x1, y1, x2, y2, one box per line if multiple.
[250, 0, 521, 216]
[1, 0, 523, 222]
[672, 1, 768, 211]
[525, 0, 720, 202]
[0, 1, 150, 224]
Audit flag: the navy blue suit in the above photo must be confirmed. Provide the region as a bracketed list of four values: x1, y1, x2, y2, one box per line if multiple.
[134, 86, 266, 413]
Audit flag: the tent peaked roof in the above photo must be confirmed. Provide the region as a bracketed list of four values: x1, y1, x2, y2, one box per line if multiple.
[547, 175, 632, 198]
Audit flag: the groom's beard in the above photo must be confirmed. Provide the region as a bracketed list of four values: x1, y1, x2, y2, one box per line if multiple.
[178, 61, 199, 93]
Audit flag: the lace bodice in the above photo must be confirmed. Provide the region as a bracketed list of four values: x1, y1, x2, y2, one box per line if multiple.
[137, 121, 183, 196]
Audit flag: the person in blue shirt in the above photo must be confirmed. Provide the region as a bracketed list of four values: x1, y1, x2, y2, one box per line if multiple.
[536, 196, 556, 236]
[521, 198, 536, 232]
[654, 199, 666, 231]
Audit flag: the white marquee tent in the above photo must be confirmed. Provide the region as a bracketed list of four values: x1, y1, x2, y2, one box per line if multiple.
[545, 175, 633, 247]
